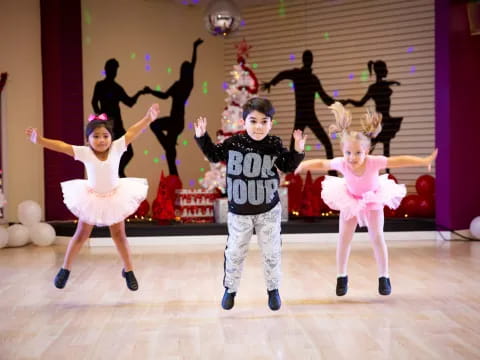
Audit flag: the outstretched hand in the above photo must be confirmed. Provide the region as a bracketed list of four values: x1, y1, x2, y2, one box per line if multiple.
[147, 104, 160, 122]
[426, 148, 438, 172]
[194, 38, 204, 47]
[194, 116, 207, 138]
[261, 82, 271, 93]
[293, 129, 307, 153]
[25, 127, 38, 144]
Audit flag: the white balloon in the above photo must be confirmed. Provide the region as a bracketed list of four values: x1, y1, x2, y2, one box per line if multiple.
[17, 200, 42, 226]
[29, 222, 56, 246]
[469, 216, 480, 239]
[7, 224, 30, 247]
[0, 227, 8, 248]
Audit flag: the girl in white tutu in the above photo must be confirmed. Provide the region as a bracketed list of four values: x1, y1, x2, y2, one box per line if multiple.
[295, 102, 437, 296]
[25, 103, 160, 291]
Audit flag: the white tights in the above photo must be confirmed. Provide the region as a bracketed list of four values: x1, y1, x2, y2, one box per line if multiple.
[336, 209, 389, 278]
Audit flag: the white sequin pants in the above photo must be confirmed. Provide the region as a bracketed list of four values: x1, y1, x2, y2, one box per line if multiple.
[224, 202, 282, 292]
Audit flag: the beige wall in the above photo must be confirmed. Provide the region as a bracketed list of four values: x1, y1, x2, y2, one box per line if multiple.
[82, 0, 226, 203]
[0, 0, 44, 222]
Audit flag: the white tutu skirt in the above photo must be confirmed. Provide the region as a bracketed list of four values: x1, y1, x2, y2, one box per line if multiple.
[321, 174, 406, 227]
[61, 178, 148, 227]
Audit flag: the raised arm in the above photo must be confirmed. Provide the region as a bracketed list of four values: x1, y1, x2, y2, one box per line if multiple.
[25, 127, 74, 157]
[194, 117, 227, 163]
[124, 104, 160, 145]
[191, 38, 204, 68]
[386, 149, 438, 171]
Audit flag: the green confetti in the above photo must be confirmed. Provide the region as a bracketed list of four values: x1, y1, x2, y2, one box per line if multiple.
[153, 157, 159, 163]
[167, 67, 172, 74]
[182, 140, 188, 146]
[360, 70, 369, 82]
[324, 32, 329, 40]
[84, 10, 91, 25]
[305, 145, 312, 151]
[155, 85, 161, 91]
[252, 63, 258, 69]
[143, 150, 149, 155]
[315, 92, 320, 99]
[200, 167, 205, 172]
[130, 52, 136, 60]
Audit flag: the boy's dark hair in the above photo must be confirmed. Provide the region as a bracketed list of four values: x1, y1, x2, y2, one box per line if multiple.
[85, 119, 114, 139]
[242, 97, 275, 120]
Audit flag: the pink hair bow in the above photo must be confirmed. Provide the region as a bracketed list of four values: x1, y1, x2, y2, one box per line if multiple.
[88, 113, 108, 122]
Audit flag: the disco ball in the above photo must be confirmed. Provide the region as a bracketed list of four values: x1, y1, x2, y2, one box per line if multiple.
[204, 0, 242, 36]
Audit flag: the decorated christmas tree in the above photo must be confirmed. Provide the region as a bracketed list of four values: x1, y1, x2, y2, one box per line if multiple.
[200, 39, 259, 193]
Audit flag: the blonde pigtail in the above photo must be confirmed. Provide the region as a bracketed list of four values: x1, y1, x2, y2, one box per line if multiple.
[361, 107, 382, 139]
[328, 102, 352, 138]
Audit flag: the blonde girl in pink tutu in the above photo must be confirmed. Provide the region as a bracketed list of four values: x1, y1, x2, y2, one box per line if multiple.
[295, 102, 437, 296]
[25, 103, 160, 291]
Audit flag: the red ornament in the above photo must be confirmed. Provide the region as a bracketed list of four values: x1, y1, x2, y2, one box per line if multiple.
[415, 175, 435, 198]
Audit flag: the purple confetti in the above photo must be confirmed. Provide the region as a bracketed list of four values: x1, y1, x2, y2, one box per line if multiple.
[410, 66, 416, 73]
[161, 154, 166, 160]
[185, 99, 189, 106]
[188, 122, 193, 129]
[407, 47, 414, 53]
[145, 53, 151, 61]
[348, 73, 354, 80]
[175, 159, 181, 165]
[333, 90, 339, 97]
[240, 20, 246, 26]
[316, 143, 322, 150]
[289, 54, 295, 61]
[145, 64, 151, 72]
[223, 82, 229, 90]
[189, 179, 196, 186]
[101, 70, 106, 76]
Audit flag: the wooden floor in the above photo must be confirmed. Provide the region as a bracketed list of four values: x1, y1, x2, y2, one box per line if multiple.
[1, 239, 479, 359]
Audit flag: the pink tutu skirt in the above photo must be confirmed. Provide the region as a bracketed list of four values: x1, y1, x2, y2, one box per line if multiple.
[61, 178, 148, 226]
[321, 174, 406, 227]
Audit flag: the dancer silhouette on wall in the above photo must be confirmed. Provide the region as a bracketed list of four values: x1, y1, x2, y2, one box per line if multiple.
[345, 60, 402, 158]
[262, 50, 335, 160]
[92, 59, 144, 177]
[143, 38, 204, 176]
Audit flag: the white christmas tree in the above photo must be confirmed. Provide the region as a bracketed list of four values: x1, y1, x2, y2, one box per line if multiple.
[200, 39, 259, 193]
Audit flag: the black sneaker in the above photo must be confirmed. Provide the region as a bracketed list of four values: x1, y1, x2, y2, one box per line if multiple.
[378, 277, 391, 295]
[336, 276, 348, 296]
[122, 269, 139, 291]
[221, 288, 236, 310]
[267, 289, 281, 311]
[54, 268, 70, 289]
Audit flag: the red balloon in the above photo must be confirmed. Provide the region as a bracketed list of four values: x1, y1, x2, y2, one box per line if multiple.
[417, 196, 435, 217]
[401, 194, 421, 217]
[416, 175, 435, 197]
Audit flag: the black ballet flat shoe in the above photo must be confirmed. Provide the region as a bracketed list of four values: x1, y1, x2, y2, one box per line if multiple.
[378, 277, 391, 296]
[122, 269, 139, 291]
[336, 276, 348, 296]
[221, 288, 236, 310]
[267, 289, 281, 311]
[54, 268, 70, 289]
